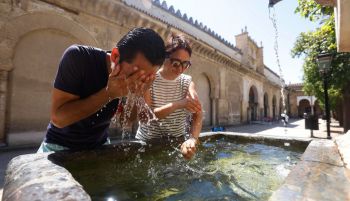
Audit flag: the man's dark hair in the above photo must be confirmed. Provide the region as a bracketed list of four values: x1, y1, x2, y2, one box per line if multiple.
[117, 27, 165, 66]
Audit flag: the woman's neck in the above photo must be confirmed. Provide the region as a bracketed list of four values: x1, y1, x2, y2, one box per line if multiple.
[159, 68, 178, 80]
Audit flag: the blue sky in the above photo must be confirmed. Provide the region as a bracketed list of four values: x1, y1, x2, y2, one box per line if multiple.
[162, 0, 319, 84]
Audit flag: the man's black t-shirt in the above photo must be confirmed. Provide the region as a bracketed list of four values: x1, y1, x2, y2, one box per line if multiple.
[45, 45, 118, 150]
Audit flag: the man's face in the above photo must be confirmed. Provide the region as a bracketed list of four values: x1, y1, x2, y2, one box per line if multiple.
[119, 52, 159, 78]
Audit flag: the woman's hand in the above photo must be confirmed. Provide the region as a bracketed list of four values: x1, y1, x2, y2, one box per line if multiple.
[179, 94, 202, 113]
[180, 138, 199, 160]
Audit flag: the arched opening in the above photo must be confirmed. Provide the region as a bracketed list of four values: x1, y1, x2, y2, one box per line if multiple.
[263, 93, 269, 118]
[1, 12, 98, 145]
[9, 29, 81, 137]
[272, 95, 277, 120]
[298, 99, 311, 117]
[248, 86, 258, 121]
[196, 74, 212, 126]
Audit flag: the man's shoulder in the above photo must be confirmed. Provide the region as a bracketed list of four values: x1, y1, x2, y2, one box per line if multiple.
[64, 44, 104, 55]
[61, 44, 106, 64]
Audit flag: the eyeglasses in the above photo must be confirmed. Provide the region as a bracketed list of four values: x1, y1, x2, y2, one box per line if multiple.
[169, 58, 191, 70]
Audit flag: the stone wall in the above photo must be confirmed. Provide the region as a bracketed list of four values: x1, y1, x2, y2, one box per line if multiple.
[0, 0, 282, 145]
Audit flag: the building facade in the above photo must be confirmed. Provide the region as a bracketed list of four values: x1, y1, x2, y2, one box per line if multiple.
[285, 83, 322, 118]
[0, 0, 283, 146]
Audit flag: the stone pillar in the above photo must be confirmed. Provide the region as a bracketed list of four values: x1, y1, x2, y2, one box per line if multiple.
[343, 84, 350, 133]
[217, 70, 228, 125]
[211, 98, 217, 126]
[0, 70, 8, 144]
[218, 98, 228, 125]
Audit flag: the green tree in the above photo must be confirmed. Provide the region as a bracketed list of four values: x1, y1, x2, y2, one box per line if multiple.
[292, 0, 350, 110]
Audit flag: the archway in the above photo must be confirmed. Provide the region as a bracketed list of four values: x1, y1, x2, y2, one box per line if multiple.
[9, 29, 82, 134]
[1, 12, 98, 145]
[248, 86, 258, 121]
[298, 99, 311, 117]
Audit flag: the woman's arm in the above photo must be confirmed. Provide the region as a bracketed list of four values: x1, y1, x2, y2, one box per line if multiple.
[180, 81, 203, 160]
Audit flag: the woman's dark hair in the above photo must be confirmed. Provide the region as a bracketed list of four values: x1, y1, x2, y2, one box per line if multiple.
[117, 27, 166, 66]
[165, 34, 192, 57]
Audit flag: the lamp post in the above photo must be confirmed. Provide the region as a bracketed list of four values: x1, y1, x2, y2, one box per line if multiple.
[317, 53, 333, 139]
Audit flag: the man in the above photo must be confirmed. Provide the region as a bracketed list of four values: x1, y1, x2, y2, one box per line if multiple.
[38, 27, 166, 152]
[281, 110, 289, 127]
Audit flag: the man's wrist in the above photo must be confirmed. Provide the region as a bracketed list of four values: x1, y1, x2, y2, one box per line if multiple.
[105, 86, 114, 102]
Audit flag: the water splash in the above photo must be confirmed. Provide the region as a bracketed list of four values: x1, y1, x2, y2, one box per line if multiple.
[269, 7, 287, 115]
[111, 91, 158, 139]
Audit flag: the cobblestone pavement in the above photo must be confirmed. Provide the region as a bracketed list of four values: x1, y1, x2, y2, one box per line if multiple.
[219, 118, 344, 140]
[0, 118, 345, 200]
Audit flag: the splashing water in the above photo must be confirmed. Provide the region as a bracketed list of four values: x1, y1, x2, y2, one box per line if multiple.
[109, 89, 158, 139]
[119, 91, 158, 139]
[269, 7, 286, 113]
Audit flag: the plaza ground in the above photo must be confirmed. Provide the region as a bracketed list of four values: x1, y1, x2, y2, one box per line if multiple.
[0, 118, 344, 200]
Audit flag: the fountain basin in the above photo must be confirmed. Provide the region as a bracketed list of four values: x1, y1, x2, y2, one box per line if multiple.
[3, 133, 348, 201]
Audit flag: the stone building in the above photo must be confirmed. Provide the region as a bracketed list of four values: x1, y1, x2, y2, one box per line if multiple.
[0, 0, 283, 146]
[285, 83, 322, 118]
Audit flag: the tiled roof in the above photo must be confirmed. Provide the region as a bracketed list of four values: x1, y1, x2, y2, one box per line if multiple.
[123, 0, 242, 54]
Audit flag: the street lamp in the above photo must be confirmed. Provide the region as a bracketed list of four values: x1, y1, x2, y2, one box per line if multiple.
[317, 53, 333, 139]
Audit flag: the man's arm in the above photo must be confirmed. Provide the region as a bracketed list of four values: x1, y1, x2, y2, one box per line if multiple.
[51, 64, 146, 128]
[50, 88, 110, 128]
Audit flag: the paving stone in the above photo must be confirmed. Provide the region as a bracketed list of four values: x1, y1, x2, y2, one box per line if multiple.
[270, 161, 350, 201]
[302, 140, 343, 167]
[335, 131, 350, 169]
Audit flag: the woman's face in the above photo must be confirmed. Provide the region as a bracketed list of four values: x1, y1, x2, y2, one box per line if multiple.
[163, 49, 191, 78]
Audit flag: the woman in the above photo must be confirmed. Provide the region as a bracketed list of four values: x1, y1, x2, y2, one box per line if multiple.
[136, 34, 202, 160]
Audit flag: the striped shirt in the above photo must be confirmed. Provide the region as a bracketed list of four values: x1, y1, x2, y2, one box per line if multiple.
[136, 71, 192, 141]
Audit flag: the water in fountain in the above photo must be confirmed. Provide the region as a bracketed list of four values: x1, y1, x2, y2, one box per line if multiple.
[64, 136, 306, 201]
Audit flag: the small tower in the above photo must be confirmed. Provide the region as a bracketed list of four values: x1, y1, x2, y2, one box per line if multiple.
[235, 28, 264, 74]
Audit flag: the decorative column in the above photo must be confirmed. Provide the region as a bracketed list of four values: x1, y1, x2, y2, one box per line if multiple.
[211, 97, 217, 126]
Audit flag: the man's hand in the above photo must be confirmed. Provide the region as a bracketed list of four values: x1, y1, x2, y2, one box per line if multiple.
[180, 138, 199, 160]
[106, 61, 148, 99]
[127, 72, 156, 97]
